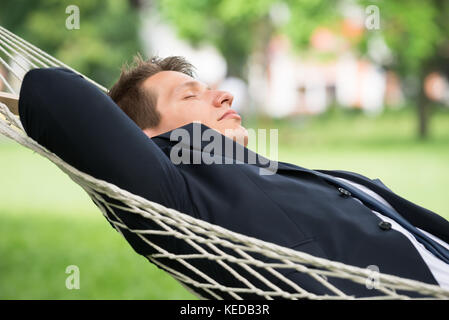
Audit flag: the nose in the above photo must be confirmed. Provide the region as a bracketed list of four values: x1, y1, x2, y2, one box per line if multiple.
[213, 91, 234, 108]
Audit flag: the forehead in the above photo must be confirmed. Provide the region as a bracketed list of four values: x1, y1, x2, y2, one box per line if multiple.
[142, 70, 199, 98]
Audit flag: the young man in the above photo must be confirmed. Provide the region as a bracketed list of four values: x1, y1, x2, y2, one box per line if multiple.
[18, 56, 449, 299]
[108, 56, 249, 146]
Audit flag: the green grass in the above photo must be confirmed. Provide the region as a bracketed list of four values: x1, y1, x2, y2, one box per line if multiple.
[0, 106, 448, 299]
[0, 143, 197, 300]
[0, 212, 195, 299]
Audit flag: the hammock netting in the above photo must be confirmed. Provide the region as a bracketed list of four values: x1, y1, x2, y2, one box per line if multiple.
[1, 25, 449, 300]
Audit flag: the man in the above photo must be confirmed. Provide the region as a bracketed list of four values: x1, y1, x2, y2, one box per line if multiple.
[18, 56, 449, 299]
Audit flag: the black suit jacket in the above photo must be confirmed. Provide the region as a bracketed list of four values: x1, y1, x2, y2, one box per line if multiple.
[18, 68, 449, 299]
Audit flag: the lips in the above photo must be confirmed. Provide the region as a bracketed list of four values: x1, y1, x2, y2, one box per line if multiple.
[218, 109, 241, 121]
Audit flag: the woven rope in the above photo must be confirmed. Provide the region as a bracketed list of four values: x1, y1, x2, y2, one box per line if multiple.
[1, 25, 449, 300]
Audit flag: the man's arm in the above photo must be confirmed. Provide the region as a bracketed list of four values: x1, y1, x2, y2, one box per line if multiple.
[19, 67, 189, 210]
[18, 68, 193, 255]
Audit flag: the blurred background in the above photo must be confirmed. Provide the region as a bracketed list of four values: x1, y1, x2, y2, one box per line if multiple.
[0, 0, 448, 299]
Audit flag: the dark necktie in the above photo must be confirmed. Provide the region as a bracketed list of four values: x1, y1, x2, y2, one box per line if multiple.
[314, 171, 449, 265]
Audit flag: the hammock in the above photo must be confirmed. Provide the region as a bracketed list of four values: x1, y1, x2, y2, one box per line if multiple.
[1, 25, 448, 300]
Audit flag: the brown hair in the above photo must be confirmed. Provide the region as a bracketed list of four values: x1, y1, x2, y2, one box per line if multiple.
[108, 54, 195, 129]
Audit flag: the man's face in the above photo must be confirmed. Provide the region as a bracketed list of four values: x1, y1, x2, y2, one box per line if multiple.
[142, 71, 248, 146]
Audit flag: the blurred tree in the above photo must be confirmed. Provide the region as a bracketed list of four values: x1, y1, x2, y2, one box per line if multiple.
[3, 0, 443, 138]
[0, 0, 142, 88]
[358, 0, 449, 139]
[158, 0, 448, 139]
[156, 0, 336, 78]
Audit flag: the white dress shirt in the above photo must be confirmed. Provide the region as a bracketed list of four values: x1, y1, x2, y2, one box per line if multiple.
[336, 177, 449, 290]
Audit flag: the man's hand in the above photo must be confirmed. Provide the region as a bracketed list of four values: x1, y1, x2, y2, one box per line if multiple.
[0, 91, 19, 115]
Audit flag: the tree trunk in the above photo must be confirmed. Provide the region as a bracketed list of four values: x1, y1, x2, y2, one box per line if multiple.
[417, 77, 430, 139]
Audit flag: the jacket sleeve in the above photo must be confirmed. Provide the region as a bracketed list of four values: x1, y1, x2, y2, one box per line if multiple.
[18, 67, 193, 256]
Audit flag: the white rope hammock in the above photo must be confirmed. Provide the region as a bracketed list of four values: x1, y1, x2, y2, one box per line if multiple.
[1, 25, 449, 300]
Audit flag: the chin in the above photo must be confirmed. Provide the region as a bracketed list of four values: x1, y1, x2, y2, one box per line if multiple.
[223, 124, 248, 147]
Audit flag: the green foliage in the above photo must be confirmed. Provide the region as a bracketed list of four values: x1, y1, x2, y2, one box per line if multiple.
[358, 0, 448, 76]
[157, 0, 449, 139]
[0, 0, 142, 87]
[157, 0, 339, 77]
[157, 0, 271, 77]
[158, 0, 449, 81]
[282, 0, 339, 49]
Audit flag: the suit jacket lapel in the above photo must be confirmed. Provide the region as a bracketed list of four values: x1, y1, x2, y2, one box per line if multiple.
[153, 122, 277, 168]
[318, 169, 449, 244]
[152, 123, 449, 244]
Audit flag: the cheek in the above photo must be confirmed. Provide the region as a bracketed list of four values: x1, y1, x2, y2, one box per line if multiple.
[160, 106, 191, 128]
[182, 103, 215, 122]
[169, 104, 195, 119]
[164, 100, 217, 127]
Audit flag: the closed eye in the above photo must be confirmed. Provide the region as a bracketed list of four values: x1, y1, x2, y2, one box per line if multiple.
[183, 95, 197, 100]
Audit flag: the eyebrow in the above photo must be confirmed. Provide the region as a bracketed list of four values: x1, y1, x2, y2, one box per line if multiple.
[174, 81, 211, 95]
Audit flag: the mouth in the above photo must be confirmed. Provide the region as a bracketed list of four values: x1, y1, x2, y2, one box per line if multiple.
[218, 109, 241, 121]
